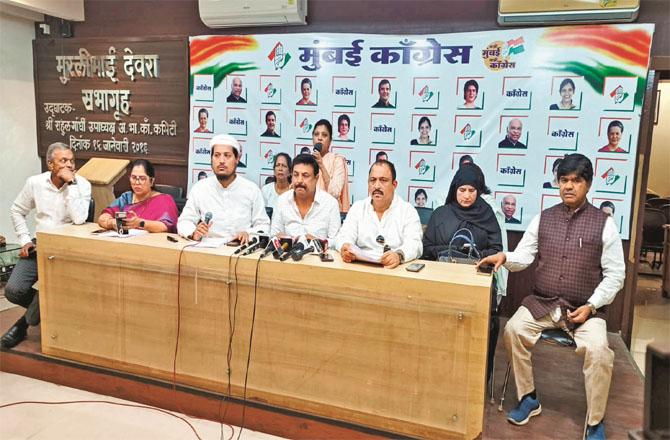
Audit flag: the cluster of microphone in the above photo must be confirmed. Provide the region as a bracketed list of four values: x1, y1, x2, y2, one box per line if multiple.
[232, 234, 326, 262]
[196, 212, 328, 262]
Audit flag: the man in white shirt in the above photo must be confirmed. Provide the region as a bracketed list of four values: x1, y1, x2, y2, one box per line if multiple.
[336, 160, 422, 269]
[1, 142, 91, 349]
[178, 134, 269, 244]
[477, 154, 624, 440]
[270, 154, 341, 242]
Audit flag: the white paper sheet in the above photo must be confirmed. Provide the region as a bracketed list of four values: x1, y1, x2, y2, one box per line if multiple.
[350, 244, 382, 264]
[98, 229, 150, 238]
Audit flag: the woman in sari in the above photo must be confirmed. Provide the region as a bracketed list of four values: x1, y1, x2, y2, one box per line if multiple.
[312, 119, 350, 213]
[98, 159, 178, 233]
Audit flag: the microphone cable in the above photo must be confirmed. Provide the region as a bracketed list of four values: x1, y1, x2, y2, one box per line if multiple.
[172, 238, 236, 439]
[0, 399, 204, 440]
[0, 237, 223, 440]
[235, 251, 263, 440]
[172, 241, 199, 411]
[218, 245, 242, 437]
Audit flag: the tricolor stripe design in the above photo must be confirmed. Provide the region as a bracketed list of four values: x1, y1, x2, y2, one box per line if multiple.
[190, 36, 258, 70]
[189, 36, 259, 95]
[507, 37, 525, 55]
[542, 26, 651, 69]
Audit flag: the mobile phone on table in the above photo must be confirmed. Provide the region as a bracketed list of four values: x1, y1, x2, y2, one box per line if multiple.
[477, 264, 494, 274]
[406, 262, 425, 272]
[90, 229, 107, 234]
[226, 239, 241, 246]
[319, 253, 334, 262]
[167, 235, 179, 243]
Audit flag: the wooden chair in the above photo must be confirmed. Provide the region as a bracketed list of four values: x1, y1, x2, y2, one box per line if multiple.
[647, 197, 670, 209]
[642, 207, 666, 270]
[86, 198, 95, 223]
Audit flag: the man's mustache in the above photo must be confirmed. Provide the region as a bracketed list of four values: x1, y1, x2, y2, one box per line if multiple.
[372, 190, 384, 196]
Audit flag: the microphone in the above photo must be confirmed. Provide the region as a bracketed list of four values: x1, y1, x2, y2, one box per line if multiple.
[281, 235, 308, 261]
[273, 242, 290, 259]
[313, 142, 323, 153]
[241, 240, 263, 256]
[291, 244, 315, 261]
[234, 237, 257, 254]
[261, 237, 281, 258]
[280, 242, 303, 261]
[194, 212, 213, 241]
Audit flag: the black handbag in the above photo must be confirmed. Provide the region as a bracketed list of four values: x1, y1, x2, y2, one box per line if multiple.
[437, 228, 481, 265]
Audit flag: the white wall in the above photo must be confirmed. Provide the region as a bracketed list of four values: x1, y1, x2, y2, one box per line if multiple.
[648, 80, 670, 197]
[0, 12, 41, 239]
[0, 0, 84, 21]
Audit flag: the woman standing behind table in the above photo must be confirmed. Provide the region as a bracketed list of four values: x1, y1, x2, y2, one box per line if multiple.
[311, 119, 350, 212]
[261, 153, 292, 209]
[98, 159, 178, 233]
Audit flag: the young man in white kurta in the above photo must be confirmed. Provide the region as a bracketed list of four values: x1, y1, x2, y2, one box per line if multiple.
[178, 134, 269, 243]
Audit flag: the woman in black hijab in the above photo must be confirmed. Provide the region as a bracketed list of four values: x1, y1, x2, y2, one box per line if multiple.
[422, 165, 502, 260]
[424, 165, 503, 389]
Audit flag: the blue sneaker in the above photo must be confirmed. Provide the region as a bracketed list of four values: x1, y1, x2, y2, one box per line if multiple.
[586, 421, 606, 440]
[506, 395, 542, 425]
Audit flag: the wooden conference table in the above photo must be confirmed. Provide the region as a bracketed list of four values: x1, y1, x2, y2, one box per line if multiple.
[37, 224, 492, 439]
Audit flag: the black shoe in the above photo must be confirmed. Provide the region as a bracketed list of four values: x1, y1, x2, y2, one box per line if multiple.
[1, 320, 28, 349]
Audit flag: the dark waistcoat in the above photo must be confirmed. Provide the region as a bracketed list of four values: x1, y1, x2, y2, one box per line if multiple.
[522, 202, 608, 320]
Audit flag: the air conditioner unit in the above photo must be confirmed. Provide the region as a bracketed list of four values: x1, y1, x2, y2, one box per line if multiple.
[198, 0, 307, 28]
[498, 0, 639, 26]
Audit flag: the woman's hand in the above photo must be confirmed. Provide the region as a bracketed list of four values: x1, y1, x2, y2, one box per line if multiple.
[312, 150, 324, 167]
[122, 210, 142, 229]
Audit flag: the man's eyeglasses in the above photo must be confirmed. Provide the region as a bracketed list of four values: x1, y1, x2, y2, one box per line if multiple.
[376, 235, 391, 252]
[130, 175, 149, 183]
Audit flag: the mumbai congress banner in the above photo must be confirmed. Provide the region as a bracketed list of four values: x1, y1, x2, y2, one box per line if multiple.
[188, 24, 653, 239]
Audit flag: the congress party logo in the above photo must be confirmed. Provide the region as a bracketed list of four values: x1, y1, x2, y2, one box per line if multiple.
[482, 37, 523, 71]
[415, 158, 431, 176]
[460, 123, 476, 141]
[609, 85, 629, 104]
[601, 167, 621, 186]
[299, 117, 313, 134]
[264, 148, 275, 166]
[418, 85, 434, 103]
[192, 74, 214, 101]
[268, 42, 291, 70]
[264, 82, 277, 98]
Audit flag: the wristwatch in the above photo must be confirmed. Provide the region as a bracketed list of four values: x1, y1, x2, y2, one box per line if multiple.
[586, 302, 597, 316]
[396, 250, 405, 264]
[139, 220, 145, 229]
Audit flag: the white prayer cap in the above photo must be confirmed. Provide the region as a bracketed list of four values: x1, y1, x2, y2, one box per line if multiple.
[209, 134, 241, 156]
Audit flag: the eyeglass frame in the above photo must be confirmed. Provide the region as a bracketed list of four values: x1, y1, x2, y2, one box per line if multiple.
[129, 175, 152, 183]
